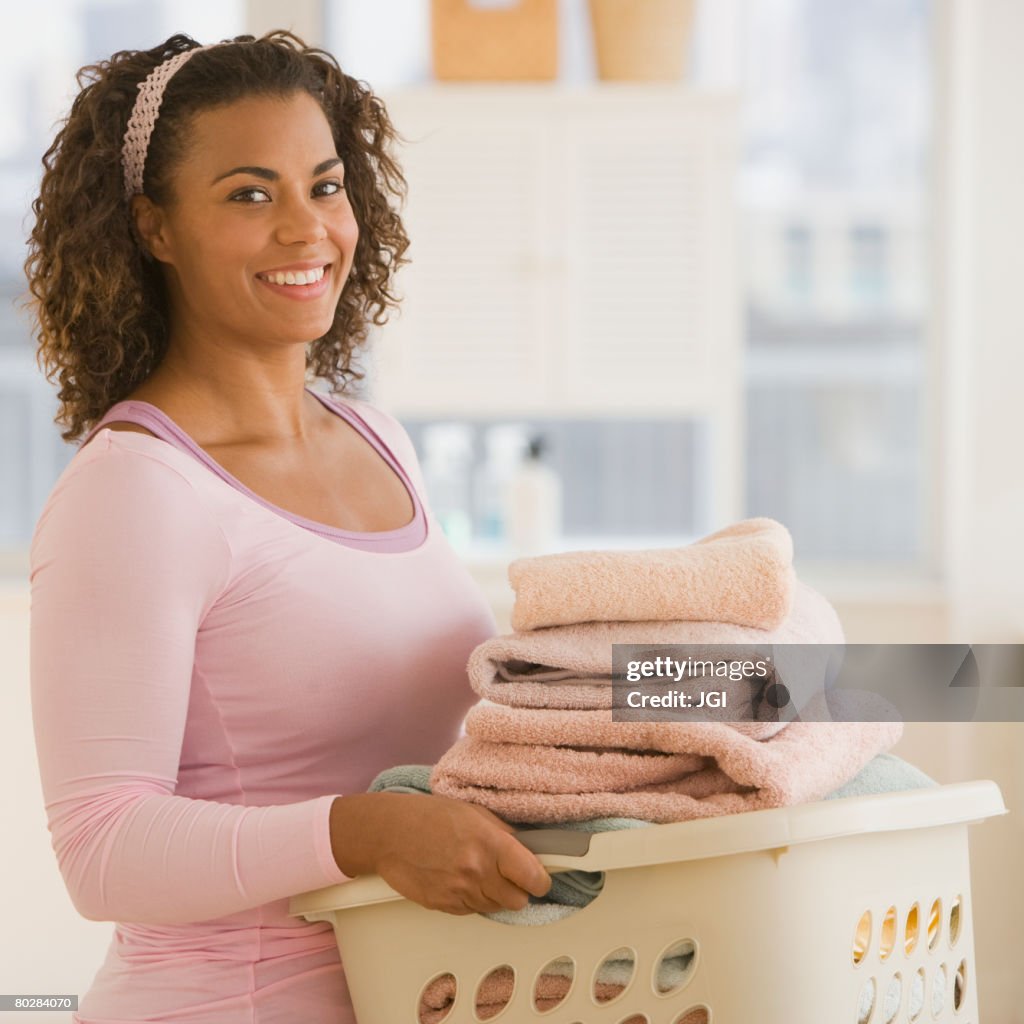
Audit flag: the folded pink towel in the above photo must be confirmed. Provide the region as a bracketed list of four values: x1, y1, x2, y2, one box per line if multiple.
[508, 517, 795, 632]
[430, 696, 902, 824]
[432, 740, 710, 795]
[472, 579, 837, 711]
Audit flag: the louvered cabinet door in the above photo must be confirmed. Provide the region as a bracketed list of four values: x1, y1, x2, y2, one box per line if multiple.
[373, 88, 558, 415]
[555, 91, 743, 524]
[559, 92, 740, 415]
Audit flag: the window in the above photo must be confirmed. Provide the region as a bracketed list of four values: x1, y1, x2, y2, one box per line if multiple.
[738, 0, 933, 567]
[1, 1, 243, 562]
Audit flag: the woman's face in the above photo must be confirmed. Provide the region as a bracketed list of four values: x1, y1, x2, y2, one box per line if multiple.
[137, 90, 358, 348]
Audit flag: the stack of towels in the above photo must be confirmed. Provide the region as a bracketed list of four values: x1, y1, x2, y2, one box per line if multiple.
[429, 518, 904, 824]
[381, 519, 931, 1023]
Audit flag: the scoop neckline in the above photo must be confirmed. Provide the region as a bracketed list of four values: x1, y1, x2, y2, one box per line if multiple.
[95, 387, 428, 548]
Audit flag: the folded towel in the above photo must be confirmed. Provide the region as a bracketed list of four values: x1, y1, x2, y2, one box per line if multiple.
[369, 753, 936, 821]
[431, 692, 902, 824]
[367, 763, 434, 794]
[482, 745, 923, 922]
[826, 751, 938, 799]
[508, 517, 795, 632]
[369, 753, 933, 928]
[483, 902, 582, 927]
[471, 578, 840, 712]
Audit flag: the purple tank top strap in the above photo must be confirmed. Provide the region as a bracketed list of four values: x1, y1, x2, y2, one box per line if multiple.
[80, 402, 185, 451]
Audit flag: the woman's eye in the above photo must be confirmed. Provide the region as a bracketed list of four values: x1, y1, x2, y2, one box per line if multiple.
[313, 180, 345, 197]
[230, 187, 271, 203]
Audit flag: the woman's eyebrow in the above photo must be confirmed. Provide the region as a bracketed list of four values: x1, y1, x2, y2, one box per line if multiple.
[314, 157, 344, 175]
[210, 157, 344, 186]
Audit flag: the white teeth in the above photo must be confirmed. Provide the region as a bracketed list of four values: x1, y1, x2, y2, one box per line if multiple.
[261, 266, 326, 286]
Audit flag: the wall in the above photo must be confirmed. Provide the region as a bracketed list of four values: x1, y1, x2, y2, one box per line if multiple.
[942, 0, 1024, 643]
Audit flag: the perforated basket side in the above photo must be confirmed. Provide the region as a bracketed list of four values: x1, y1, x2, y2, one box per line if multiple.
[288, 783, 1004, 1023]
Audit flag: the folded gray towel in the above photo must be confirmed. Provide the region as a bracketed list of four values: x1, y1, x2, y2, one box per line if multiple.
[825, 751, 938, 800]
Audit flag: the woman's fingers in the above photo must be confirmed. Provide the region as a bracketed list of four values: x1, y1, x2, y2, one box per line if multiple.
[478, 875, 532, 913]
[495, 832, 553, 899]
[370, 794, 554, 916]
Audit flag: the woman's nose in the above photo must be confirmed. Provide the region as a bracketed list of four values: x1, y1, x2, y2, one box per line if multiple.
[273, 193, 329, 246]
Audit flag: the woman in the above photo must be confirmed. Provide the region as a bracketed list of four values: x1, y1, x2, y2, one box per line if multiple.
[25, 30, 550, 1024]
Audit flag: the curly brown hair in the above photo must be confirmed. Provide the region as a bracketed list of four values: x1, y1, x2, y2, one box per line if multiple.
[24, 29, 411, 443]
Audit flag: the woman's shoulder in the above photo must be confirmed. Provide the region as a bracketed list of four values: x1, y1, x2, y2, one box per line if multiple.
[70, 422, 218, 491]
[37, 429, 226, 553]
[31, 429, 232, 592]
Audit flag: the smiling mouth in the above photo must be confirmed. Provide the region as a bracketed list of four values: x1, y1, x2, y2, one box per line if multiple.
[256, 264, 330, 287]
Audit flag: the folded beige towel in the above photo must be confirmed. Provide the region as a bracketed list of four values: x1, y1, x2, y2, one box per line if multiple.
[508, 517, 796, 632]
[472, 578, 837, 711]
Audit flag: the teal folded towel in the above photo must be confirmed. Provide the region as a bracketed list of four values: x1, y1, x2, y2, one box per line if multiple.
[825, 751, 938, 800]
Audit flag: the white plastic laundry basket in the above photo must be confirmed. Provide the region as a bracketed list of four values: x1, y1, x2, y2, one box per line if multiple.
[289, 781, 1006, 1024]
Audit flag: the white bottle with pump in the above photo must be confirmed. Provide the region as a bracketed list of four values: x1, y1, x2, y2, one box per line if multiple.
[474, 425, 529, 546]
[506, 433, 563, 556]
[420, 424, 473, 551]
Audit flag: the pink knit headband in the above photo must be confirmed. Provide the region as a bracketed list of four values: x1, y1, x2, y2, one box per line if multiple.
[121, 44, 220, 199]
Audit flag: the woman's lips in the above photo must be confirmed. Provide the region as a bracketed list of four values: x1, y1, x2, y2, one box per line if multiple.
[256, 263, 332, 300]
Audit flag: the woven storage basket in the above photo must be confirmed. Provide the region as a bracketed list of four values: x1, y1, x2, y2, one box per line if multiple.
[290, 780, 1005, 1023]
[430, 0, 558, 81]
[588, 0, 697, 81]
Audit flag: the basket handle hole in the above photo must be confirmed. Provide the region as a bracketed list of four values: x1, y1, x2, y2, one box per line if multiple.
[653, 938, 697, 995]
[927, 897, 943, 951]
[905, 903, 920, 956]
[908, 967, 925, 1021]
[533, 956, 574, 1012]
[592, 945, 636, 1005]
[954, 959, 967, 1012]
[931, 962, 948, 1017]
[853, 909, 872, 966]
[882, 972, 903, 1023]
[672, 1009, 710, 1024]
[473, 964, 514, 1021]
[950, 894, 963, 947]
[418, 971, 457, 1024]
[857, 976, 876, 1024]
[879, 905, 898, 961]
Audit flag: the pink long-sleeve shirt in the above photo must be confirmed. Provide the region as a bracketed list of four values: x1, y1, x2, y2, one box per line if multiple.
[29, 387, 497, 1023]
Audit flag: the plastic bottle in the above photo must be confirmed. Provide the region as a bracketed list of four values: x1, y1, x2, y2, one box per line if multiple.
[474, 425, 529, 545]
[420, 424, 473, 550]
[506, 433, 563, 556]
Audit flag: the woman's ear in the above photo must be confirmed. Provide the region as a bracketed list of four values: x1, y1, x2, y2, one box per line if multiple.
[130, 194, 173, 263]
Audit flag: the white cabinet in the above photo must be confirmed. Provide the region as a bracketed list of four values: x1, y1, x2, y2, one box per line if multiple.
[373, 84, 743, 525]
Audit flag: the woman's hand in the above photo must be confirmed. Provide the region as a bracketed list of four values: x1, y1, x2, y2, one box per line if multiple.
[329, 792, 552, 914]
